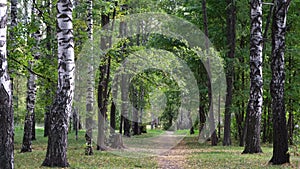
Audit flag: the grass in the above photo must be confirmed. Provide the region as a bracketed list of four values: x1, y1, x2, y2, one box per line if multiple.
[13, 127, 300, 168]
[183, 136, 300, 169]
[14, 127, 158, 169]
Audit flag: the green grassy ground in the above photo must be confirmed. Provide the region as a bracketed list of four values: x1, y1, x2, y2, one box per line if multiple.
[14, 127, 300, 168]
[14, 127, 158, 169]
[183, 135, 300, 169]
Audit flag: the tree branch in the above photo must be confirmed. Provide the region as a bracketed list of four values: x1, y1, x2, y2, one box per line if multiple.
[10, 57, 56, 84]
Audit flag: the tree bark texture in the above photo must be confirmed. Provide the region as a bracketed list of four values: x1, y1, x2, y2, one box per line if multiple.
[85, 0, 94, 155]
[21, 67, 37, 152]
[0, 1, 14, 168]
[42, 0, 75, 167]
[269, 0, 290, 164]
[223, 0, 236, 146]
[243, 0, 263, 154]
[97, 10, 110, 151]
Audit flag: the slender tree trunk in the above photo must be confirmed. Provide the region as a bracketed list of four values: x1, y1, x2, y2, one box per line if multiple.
[42, 0, 75, 166]
[202, 0, 217, 146]
[237, 33, 246, 147]
[21, 66, 37, 152]
[269, 0, 290, 165]
[262, 98, 268, 143]
[21, 0, 41, 151]
[121, 73, 130, 137]
[118, 20, 130, 137]
[223, 0, 236, 146]
[138, 87, 144, 134]
[132, 86, 139, 135]
[0, 1, 14, 168]
[97, 10, 110, 151]
[44, 0, 54, 138]
[243, 0, 263, 154]
[85, 0, 94, 156]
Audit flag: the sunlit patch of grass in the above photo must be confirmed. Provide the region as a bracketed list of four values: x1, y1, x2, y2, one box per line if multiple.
[184, 134, 298, 169]
[14, 127, 158, 169]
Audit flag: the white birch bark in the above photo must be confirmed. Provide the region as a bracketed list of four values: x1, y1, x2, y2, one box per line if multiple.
[85, 0, 94, 155]
[0, 0, 14, 168]
[42, 0, 75, 167]
[243, 0, 263, 154]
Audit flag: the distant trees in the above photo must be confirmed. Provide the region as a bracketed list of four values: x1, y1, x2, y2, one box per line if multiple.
[0, 0, 14, 168]
[42, 0, 75, 167]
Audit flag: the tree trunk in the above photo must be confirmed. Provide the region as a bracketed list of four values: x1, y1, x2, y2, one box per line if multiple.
[44, 0, 54, 138]
[223, 0, 236, 146]
[269, 0, 290, 165]
[202, 0, 217, 146]
[42, 0, 75, 166]
[118, 20, 130, 137]
[97, 10, 110, 151]
[138, 87, 145, 134]
[72, 108, 79, 140]
[31, 112, 36, 140]
[21, 67, 37, 152]
[21, 0, 41, 150]
[0, 1, 14, 168]
[85, 0, 94, 155]
[243, 0, 263, 154]
[121, 73, 130, 137]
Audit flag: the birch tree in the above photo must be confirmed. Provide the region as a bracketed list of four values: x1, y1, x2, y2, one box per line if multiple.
[269, 0, 291, 165]
[85, 0, 94, 155]
[21, 0, 42, 152]
[243, 0, 263, 154]
[42, 0, 75, 166]
[0, 0, 14, 167]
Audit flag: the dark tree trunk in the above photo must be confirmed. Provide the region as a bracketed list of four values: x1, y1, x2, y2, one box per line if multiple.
[110, 102, 116, 134]
[0, 83, 14, 168]
[42, 105, 71, 167]
[119, 115, 123, 134]
[243, 0, 263, 154]
[198, 103, 206, 138]
[132, 86, 139, 135]
[269, 0, 290, 165]
[97, 10, 111, 151]
[21, 114, 33, 152]
[223, 0, 236, 146]
[122, 73, 130, 137]
[138, 88, 144, 135]
[72, 108, 79, 140]
[236, 32, 247, 147]
[31, 112, 36, 140]
[262, 98, 268, 143]
[44, 109, 50, 137]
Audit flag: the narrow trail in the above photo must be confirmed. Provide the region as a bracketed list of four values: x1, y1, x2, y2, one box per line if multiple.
[156, 131, 190, 169]
[114, 130, 193, 168]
